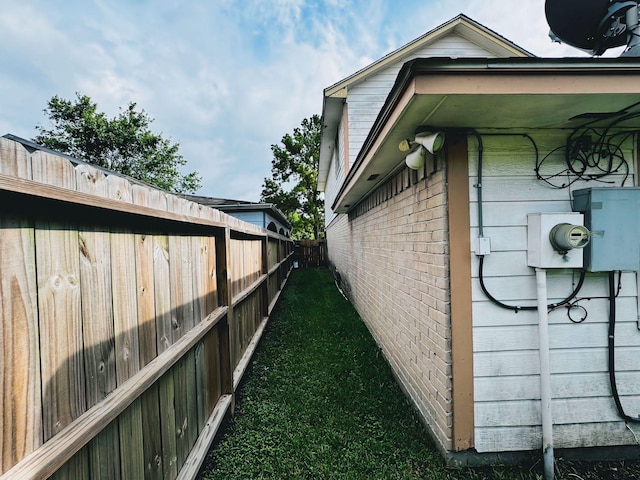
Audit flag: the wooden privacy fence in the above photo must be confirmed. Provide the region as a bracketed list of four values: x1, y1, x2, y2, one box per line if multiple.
[0, 137, 293, 480]
[295, 240, 327, 268]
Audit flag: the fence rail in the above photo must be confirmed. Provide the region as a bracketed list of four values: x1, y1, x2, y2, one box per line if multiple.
[0, 137, 293, 479]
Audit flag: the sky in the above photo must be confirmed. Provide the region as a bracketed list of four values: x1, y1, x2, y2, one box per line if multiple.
[0, 0, 617, 201]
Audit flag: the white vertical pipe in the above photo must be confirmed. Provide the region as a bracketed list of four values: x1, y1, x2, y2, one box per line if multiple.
[536, 267, 554, 480]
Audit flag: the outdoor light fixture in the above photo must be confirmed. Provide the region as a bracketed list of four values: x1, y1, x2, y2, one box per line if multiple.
[414, 131, 445, 153]
[399, 131, 445, 170]
[405, 147, 426, 170]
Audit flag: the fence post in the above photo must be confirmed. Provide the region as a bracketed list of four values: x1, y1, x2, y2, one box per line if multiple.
[261, 234, 269, 319]
[215, 228, 234, 405]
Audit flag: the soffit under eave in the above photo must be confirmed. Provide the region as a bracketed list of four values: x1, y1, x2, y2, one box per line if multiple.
[333, 71, 640, 213]
[318, 96, 344, 191]
[331, 79, 420, 212]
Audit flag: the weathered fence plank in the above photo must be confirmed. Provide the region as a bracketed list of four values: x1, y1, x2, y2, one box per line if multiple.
[0, 142, 40, 473]
[154, 232, 179, 480]
[0, 137, 31, 178]
[167, 196, 199, 471]
[108, 176, 145, 479]
[76, 165, 121, 480]
[0, 216, 41, 472]
[32, 151, 89, 480]
[132, 186, 166, 480]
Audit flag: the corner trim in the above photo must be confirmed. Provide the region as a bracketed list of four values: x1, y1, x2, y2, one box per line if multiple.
[447, 134, 474, 451]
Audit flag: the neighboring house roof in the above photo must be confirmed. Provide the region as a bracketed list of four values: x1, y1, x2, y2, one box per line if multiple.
[332, 57, 640, 212]
[185, 194, 292, 230]
[318, 14, 533, 191]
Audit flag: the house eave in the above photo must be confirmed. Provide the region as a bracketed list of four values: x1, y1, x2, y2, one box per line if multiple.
[333, 57, 640, 214]
[318, 96, 344, 192]
[217, 204, 292, 230]
[319, 14, 533, 195]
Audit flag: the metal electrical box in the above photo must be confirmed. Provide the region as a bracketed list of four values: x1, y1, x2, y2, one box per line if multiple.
[572, 187, 640, 272]
[527, 212, 586, 268]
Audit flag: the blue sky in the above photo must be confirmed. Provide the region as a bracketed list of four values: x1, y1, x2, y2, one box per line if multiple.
[1, 0, 601, 201]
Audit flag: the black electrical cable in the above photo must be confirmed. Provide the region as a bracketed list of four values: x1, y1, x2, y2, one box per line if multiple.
[536, 101, 640, 188]
[472, 130, 586, 312]
[566, 301, 588, 323]
[478, 256, 535, 312]
[607, 271, 640, 423]
[469, 130, 538, 237]
[469, 130, 484, 237]
[479, 256, 586, 312]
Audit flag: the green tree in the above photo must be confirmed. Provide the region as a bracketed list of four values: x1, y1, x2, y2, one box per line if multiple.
[260, 115, 324, 240]
[35, 93, 201, 193]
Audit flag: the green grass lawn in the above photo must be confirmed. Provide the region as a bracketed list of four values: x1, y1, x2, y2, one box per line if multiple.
[197, 268, 640, 480]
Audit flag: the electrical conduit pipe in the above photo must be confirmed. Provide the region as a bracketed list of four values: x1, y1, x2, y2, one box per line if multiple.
[535, 268, 554, 480]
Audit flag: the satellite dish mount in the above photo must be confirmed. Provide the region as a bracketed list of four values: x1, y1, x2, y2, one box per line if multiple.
[546, 0, 640, 56]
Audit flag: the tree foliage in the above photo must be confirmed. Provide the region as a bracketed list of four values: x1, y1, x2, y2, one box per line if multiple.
[35, 93, 201, 193]
[260, 115, 324, 240]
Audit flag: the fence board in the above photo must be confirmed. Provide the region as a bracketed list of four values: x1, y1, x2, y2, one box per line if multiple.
[203, 328, 222, 416]
[0, 137, 31, 178]
[195, 341, 207, 436]
[79, 220, 121, 478]
[160, 371, 178, 480]
[135, 227, 162, 479]
[131, 186, 167, 480]
[0, 216, 41, 472]
[154, 233, 178, 480]
[167, 197, 199, 470]
[108, 176, 144, 479]
[132, 192, 165, 480]
[140, 384, 163, 479]
[32, 153, 89, 480]
[34, 157, 86, 441]
[76, 165, 121, 479]
[195, 233, 218, 432]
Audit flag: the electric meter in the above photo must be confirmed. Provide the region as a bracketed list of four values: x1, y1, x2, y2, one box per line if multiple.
[549, 223, 590, 253]
[527, 213, 587, 268]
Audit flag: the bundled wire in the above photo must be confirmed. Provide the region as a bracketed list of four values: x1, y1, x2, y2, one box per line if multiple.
[535, 101, 640, 188]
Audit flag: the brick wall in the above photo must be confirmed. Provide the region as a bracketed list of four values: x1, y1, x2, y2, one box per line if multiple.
[326, 161, 453, 452]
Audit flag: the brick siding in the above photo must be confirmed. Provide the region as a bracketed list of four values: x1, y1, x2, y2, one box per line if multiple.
[326, 160, 453, 451]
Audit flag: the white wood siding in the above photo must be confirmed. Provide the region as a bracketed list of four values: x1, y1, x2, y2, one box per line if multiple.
[346, 36, 499, 169]
[324, 118, 346, 228]
[323, 34, 502, 218]
[470, 132, 640, 452]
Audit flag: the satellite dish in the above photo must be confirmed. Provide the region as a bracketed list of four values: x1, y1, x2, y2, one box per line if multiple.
[545, 0, 640, 56]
